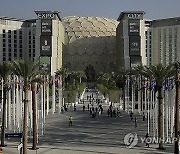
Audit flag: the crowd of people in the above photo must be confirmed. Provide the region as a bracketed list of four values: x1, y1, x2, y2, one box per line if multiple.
[107, 103, 121, 117]
[65, 87, 150, 148]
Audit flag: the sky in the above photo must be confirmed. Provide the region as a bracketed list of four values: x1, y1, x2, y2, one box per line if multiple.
[0, 0, 180, 20]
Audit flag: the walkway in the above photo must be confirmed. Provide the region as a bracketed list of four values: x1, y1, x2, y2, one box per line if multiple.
[3, 88, 174, 154]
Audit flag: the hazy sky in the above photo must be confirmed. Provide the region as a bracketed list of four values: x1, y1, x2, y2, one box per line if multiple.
[1, 0, 180, 20]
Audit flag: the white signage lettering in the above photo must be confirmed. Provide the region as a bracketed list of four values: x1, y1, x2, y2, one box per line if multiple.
[127, 13, 142, 19]
[37, 13, 55, 19]
[42, 46, 50, 51]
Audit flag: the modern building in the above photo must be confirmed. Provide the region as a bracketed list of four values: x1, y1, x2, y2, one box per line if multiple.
[116, 11, 180, 69]
[0, 11, 64, 75]
[0, 10, 180, 75]
[149, 17, 180, 66]
[62, 16, 118, 77]
[116, 11, 147, 70]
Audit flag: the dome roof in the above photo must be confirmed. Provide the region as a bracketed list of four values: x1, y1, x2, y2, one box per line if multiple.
[62, 16, 118, 73]
[63, 16, 119, 44]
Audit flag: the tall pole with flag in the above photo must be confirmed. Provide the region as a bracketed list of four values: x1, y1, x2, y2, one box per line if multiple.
[52, 76, 55, 114]
[46, 75, 49, 115]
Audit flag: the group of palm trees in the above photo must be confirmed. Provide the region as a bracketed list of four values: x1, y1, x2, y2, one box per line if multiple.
[0, 60, 43, 154]
[97, 62, 180, 153]
[0, 61, 87, 154]
[55, 68, 87, 102]
[1, 59, 180, 153]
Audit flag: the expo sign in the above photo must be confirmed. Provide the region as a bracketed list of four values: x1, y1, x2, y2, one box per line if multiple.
[36, 12, 55, 19]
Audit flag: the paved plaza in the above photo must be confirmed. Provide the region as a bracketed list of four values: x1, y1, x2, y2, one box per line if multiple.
[2, 90, 175, 154]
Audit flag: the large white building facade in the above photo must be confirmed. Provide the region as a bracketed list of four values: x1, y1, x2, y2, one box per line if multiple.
[0, 11, 180, 74]
[116, 11, 180, 69]
[150, 18, 180, 66]
[0, 11, 64, 75]
[116, 11, 147, 69]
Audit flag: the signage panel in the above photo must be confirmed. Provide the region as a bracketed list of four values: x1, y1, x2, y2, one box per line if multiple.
[129, 36, 141, 56]
[41, 20, 52, 36]
[130, 56, 142, 69]
[127, 13, 143, 19]
[39, 57, 51, 72]
[5, 133, 23, 138]
[36, 12, 56, 19]
[40, 36, 52, 56]
[129, 20, 140, 35]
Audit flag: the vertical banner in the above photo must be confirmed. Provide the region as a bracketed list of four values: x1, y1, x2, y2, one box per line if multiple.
[128, 20, 140, 36]
[41, 19, 52, 36]
[39, 57, 51, 73]
[129, 36, 141, 56]
[8, 87, 11, 131]
[43, 81, 46, 124]
[40, 36, 52, 56]
[128, 19, 141, 68]
[40, 18, 52, 57]
[1, 78, 3, 125]
[16, 76, 20, 130]
[12, 76, 16, 131]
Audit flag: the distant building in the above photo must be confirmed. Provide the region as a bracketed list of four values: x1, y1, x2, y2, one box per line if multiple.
[0, 10, 180, 76]
[116, 11, 180, 69]
[63, 16, 118, 75]
[149, 17, 180, 65]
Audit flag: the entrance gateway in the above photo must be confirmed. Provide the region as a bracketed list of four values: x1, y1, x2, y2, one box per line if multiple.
[85, 65, 96, 88]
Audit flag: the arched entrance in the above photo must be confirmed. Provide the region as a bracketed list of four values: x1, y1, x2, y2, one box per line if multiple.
[85, 65, 96, 83]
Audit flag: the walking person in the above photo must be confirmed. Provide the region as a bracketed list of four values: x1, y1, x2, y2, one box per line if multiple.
[107, 108, 110, 117]
[145, 133, 150, 147]
[74, 104, 76, 111]
[143, 112, 145, 121]
[135, 117, 137, 127]
[130, 111, 133, 120]
[90, 108, 92, 115]
[95, 107, 98, 113]
[83, 104, 85, 111]
[87, 104, 89, 111]
[69, 116, 73, 126]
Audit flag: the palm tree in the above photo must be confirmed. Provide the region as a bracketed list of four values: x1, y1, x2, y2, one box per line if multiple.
[11, 60, 41, 154]
[172, 61, 180, 154]
[137, 64, 173, 150]
[55, 68, 69, 89]
[116, 67, 130, 110]
[31, 77, 43, 150]
[0, 62, 12, 146]
[76, 71, 86, 84]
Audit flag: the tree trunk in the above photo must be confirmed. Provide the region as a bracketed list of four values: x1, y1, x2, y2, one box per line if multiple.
[23, 90, 29, 154]
[32, 83, 38, 150]
[1, 86, 6, 146]
[174, 75, 180, 154]
[157, 87, 164, 150]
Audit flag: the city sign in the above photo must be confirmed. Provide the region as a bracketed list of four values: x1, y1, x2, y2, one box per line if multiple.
[127, 13, 143, 19]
